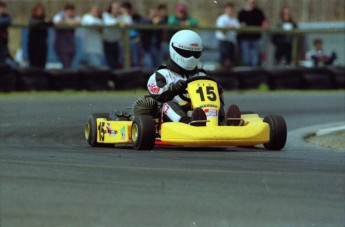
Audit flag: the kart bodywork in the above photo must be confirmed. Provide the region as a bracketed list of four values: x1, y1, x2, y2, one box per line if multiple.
[85, 77, 287, 150]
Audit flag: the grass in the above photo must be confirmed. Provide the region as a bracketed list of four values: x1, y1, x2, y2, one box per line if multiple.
[0, 87, 344, 98]
[0, 89, 148, 97]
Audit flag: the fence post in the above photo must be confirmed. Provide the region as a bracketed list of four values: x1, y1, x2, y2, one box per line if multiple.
[123, 27, 131, 68]
[291, 32, 299, 67]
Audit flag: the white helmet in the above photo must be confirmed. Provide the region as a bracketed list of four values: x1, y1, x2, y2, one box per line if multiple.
[169, 30, 203, 71]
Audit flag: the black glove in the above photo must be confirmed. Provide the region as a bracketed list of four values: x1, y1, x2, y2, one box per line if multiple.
[171, 80, 187, 93]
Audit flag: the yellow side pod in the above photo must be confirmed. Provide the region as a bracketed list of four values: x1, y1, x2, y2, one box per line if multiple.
[96, 119, 132, 144]
[161, 114, 270, 147]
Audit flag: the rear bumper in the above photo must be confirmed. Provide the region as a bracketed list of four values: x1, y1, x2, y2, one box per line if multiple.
[161, 122, 270, 146]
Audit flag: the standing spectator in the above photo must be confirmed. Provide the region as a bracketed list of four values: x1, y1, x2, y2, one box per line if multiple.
[216, 2, 240, 69]
[28, 3, 52, 68]
[102, 2, 130, 69]
[141, 8, 162, 69]
[0, 0, 11, 64]
[53, 3, 80, 68]
[157, 4, 169, 63]
[271, 6, 297, 66]
[306, 39, 337, 67]
[238, 0, 267, 66]
[121, 1, 142, 67]
[81, 5, 104, 67]
[158, 4, 169, 25]
[168, 3, 198, 27]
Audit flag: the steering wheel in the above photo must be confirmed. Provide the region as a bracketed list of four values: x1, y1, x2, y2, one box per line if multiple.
[178, 76, 217, 102]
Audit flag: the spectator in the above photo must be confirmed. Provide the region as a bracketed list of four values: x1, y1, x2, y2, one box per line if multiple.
[238, 0, 267, 66]
[157, 4, 169, 62]
[271, 6, 297, 66]
[215, 2, 240, 69]
[121, 1, 142, 67]
[53, 3, 80, 68]
[102, 2, 131, 69]
[0, 0, 11, 64]
[81, 5, 104, 67]
[168, 3, 198, 26]
[141, 8, 162, 69]
[28, 3, 52, 68]
[306, 39, 337, 67]
[158, 4, 169, 24]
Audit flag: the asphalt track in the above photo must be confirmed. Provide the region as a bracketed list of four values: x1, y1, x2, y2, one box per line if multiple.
[0, 92, 344, 227]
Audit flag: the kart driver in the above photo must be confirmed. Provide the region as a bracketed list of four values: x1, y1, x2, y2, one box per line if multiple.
[147, 29, 241, 126]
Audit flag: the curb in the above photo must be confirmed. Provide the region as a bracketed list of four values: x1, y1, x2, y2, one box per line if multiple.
[315, 124, 345, 136]
[287, 122, 344, 151]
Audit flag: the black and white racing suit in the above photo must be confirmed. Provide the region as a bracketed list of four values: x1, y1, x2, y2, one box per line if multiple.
[147, 59, 224, 123]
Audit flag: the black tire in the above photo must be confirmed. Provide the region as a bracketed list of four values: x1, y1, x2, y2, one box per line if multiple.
[85, 113, 114, 147]
[131, 115, 156, 150]
[263, 115, 287, 150]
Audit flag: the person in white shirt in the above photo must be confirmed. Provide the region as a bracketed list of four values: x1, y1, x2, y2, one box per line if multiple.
[271, 6, 297, 65]
[102, 1, 132, 69]
[215, 2, 240, 69]
[81, 5, 104, 67]
[306, 39, 337, 67]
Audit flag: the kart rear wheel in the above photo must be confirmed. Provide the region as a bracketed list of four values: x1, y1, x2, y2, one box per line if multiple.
[263, 115, 287, 150]
[131, 115, 155, 150]
[85, 113, 114, 147]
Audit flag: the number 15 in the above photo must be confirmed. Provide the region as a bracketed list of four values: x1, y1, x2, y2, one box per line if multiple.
[196, 86, 217, 101]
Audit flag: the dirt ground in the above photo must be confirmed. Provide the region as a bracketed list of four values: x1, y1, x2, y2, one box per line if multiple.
[307, 131, 345, 151]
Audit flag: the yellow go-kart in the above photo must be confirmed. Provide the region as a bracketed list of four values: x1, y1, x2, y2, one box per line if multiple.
[85, 76, 287, 150]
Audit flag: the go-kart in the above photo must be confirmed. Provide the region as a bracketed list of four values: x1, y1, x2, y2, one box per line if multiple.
[85, 76, 287, 150]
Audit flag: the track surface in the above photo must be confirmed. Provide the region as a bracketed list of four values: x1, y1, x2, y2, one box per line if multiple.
[0, 92, 344, 227]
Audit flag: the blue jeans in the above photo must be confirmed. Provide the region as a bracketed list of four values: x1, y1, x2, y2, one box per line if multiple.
[144, 46, 162, 69]
[0, 42, 8, 64]
[103, 41, 119, 69]
[84, 53, 103, 67]
[130, 38, 142, 67]
[241, 39, 260, 66]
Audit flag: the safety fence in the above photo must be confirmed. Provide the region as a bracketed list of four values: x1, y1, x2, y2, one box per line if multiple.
[2, 24, 344, 92]
[7, 23, 345, 68]
[0, 64, 344, 92]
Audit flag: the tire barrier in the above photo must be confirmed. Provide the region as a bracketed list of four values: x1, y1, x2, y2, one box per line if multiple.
[0, 64, 344, 92]
[0, 64, 17, 92]
[112, 67, 146, 90]
[233, 67, 269, 90]
[79, 67, 113, 91]
[267, 68, 303, 90]
[300, 67, 333, 89]
[209, 70, 239, 90]
[328, 66, 345, 89]
[15, 67, 50, 91]
[47, 69, 81, 91]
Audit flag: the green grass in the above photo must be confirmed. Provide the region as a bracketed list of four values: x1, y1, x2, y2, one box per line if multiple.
[0, 89, 148, 97]
[0, 88, 344, 98]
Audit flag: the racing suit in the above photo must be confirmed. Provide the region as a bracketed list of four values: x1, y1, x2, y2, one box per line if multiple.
[147, 59, 224, 123]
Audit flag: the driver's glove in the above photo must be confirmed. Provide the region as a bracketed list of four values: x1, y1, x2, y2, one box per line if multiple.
[170, 80, 187, 93]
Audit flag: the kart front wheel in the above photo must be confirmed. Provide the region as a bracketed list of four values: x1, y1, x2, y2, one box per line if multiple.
[85, 113, 114, 147]
[131, 115, 156, 150]
[263, 115, 287, 150]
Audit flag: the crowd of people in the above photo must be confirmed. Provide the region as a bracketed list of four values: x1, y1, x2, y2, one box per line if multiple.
[0, 0, 337, 70]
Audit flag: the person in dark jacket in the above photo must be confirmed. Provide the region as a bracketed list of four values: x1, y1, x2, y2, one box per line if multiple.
[28, 3, 52, 68]
[0, 0, 11, 64]
[271, 6, 297, 65]
[238, 0, 267, 66]
[121, 1, 142, 67]
[141, 8, 163, 69]
[53, 4, 80, 68]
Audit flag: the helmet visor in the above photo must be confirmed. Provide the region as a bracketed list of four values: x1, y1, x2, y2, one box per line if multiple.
[172, 45, 202, 59]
